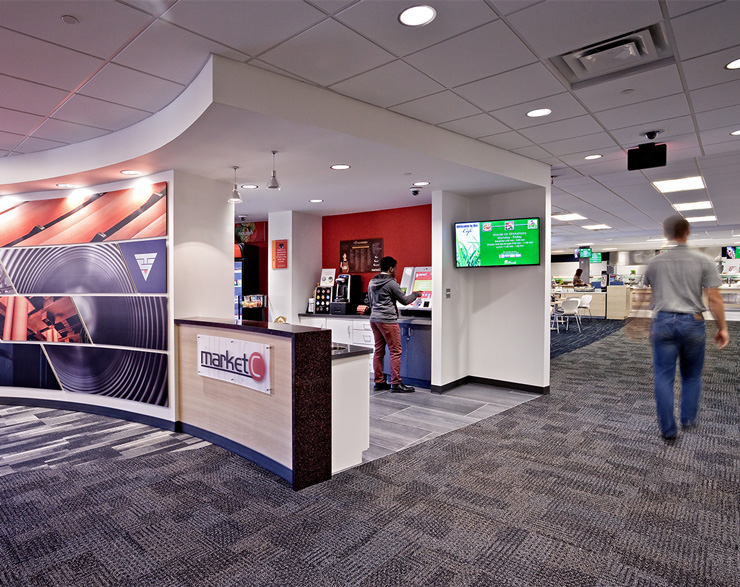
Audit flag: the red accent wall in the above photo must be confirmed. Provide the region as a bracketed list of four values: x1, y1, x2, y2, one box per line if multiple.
[322, 205, 432, 293]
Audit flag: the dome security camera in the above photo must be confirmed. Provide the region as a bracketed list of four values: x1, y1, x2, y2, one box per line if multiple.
[410, 187, 420, 196]
[238, 215, 247, 222]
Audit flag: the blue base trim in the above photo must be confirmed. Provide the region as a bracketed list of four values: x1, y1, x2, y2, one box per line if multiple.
[0, 396, 176, 430]
[176, 422, 293, 486]
[431, 377, 549, 396]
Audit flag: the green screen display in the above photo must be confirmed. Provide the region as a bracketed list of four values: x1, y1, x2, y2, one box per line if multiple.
[454, 218, 541, 267]
[590, 252, 602, 263]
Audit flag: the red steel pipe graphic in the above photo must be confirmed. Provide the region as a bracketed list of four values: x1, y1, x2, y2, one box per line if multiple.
[11, 297, 30, 341]
[2, 296, 14, 340]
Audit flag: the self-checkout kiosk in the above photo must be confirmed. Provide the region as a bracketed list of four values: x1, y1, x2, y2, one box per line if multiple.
[330, 274, 362, 315]
[398, 266, 432, 316]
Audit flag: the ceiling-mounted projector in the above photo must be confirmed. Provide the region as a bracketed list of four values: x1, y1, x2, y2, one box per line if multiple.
[627, 131, 667, 171]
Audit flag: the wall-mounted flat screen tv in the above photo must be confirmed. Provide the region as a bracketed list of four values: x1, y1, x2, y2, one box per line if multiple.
[590, 252, 602, 263]
[454, 218, 540, 267]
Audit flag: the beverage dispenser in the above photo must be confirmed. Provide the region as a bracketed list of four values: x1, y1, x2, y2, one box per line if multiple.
[330, 274, 362, 315]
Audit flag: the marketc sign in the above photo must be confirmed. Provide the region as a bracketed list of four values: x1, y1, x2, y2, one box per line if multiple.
[197, 335, 271, 394]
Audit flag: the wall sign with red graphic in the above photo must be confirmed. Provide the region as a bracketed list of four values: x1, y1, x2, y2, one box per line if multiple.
[272, 239, 288, 269]
[197, 335, 271, 394]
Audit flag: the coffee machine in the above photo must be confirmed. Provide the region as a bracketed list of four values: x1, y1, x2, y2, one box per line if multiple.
[330, 274, 362, 315]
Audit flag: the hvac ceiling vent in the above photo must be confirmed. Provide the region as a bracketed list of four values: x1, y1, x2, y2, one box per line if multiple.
[551, 24, 674, 89]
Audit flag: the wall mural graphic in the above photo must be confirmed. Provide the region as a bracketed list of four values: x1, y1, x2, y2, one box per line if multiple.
[0, 244, 136, 294]
[0, 182, 167, 247]
[1, 296, 89, 343]
[74, 295, 167, 351]
[0, 182, 169, 407]
[45, 346, 168, 407]
[0, 343, 61, 390]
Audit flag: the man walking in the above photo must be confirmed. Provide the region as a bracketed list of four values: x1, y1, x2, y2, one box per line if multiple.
[368, 256, 420, 393]
[644, 216, 729, 440]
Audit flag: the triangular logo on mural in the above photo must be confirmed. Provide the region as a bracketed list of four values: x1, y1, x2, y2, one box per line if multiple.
[134, 253, 157, 281]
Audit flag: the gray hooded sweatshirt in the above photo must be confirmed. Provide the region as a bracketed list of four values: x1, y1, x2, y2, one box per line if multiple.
[367, 272, 419, 323]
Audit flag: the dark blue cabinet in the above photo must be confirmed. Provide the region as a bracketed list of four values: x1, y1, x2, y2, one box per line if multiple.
[383, 321, 431, 388]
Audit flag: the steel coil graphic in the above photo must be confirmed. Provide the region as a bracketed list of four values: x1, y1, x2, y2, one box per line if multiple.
[74, 296, 167, 350]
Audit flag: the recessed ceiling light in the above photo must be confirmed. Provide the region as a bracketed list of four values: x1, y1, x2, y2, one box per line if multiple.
[309, 199, 323, 203]
[413, 181, 430, 186]
[583, 224, 611, 230]
[61, 15, 79, 25]
[584, 154, 602, 160]
[56, 183, 78, 189]
[725, 58, 740, 70]
[552, 213, 586, 221]
[330, 164, 351, 170]
[120, 170, 141, 176]
[652, 176, 705, 193]
[672, 201, 712, 211]
[399, 5, 436, 26]
[240, 184, 258, 190]
[731, 129, 740, 136]
[526, 108, 552, 118]
[686, 215, 717, 223]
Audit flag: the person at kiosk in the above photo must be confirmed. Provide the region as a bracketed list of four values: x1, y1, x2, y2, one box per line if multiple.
[368, 256, 420, 393]
[573, 268, 587, 287]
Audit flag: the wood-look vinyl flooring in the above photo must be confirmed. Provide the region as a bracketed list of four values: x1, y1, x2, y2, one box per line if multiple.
[363, 383, 537, 463]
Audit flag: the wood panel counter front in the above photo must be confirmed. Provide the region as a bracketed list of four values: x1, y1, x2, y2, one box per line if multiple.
[175, 317, 332, 490]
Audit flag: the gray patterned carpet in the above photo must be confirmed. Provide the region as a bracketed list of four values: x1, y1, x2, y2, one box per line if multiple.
[1, 318, 739, 586]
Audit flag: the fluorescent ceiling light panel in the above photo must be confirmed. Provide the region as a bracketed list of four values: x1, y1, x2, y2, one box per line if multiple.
[582, 224, 611, 230]
[672, 201, 712, 211]
[686, 215, 716, 223]
[552, 213, 586, 221]
[652, 176, 705, 193]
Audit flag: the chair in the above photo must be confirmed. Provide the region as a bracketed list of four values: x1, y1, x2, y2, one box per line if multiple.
[555, 298, 582, 332]
[578, 294, 593, 320]
[550, 304, 559, 333]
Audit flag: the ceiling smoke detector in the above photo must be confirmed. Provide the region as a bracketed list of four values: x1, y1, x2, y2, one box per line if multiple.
[551, 24, 674, 89]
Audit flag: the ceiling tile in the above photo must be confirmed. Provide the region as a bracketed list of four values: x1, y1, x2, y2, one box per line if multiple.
[117, 0, 178, 17]
[491, 92, 587, 129]
[569, 157, 630, 176]
[690, 79, 740, 113]
[489, 1, 542, 16]
[479, 132, 533, 150]
[573, 65, 684, 112]
[0, 75, 68, 116]
[163, 0, 327, 56]
[506, 0, 662, 58]
[258, 19, 395, 86]
[34, 119, 110, 143]
[703, 140, 740, 156]
[78, 63, 185, 112]
[0, 28, 104, 91]
[0, 131, 23, 151]
[310, 0, 357, 14]
[681, 47, 740, 90]
[455, 63, 564, 111]
[665, 0, 723, 18]
[518, 115, 604, 144]
[695, 105, 740, 132]
[52, 95, 151, 131]
[114, 20, 247, 85]
[13, 135, 67, 154]
[541, 132, 619, 157]
[0, 108, 44, 136]
[330, 61, 445, 108]
[557, 146, 625, 167]
[609, 115, 695, 147]
[389, 91, 481, 125]
[511, 145, 552, 160]
[671, 1, 740, 60]
[404, 20, 536, 88]
[438, 114, 510, 139]
[0, 1, 153, 58]
[335, 1, 498, 57]
[596, 94, 691, 131]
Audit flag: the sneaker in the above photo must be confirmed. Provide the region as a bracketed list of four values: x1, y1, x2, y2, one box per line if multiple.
[390, 383, 415, 393]
[373, 382, 390, 391]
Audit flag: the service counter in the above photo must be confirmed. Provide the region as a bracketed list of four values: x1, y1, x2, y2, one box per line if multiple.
[175, 317, 371, 489]
[552, 286, 632, 319]
[630, 285, 740, 314]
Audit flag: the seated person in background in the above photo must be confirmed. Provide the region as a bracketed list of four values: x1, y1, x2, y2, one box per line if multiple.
[573, 268, 587, 287]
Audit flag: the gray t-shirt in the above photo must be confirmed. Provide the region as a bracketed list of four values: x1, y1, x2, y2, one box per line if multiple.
[644, 244, 722, 313]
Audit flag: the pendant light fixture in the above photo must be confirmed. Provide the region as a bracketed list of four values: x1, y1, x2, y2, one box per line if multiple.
[266, 150, 281, 190]
[228, 166, 242, 203]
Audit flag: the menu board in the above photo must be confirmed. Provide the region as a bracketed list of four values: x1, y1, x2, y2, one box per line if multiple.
[339, 239, 383, 273]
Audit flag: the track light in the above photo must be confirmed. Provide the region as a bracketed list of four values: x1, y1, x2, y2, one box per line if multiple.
[228, 166, 242, 203]
[266, 150, 281, 190]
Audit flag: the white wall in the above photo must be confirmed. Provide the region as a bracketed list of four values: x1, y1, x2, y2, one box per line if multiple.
[171, 170, 233, 320]
[267, 210, 322, 323]
[433, 187, 551, 391]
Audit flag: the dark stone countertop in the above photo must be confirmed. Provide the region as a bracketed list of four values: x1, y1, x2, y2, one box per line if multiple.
[299, 313, 431, 325]
[175, 317, 319, 338]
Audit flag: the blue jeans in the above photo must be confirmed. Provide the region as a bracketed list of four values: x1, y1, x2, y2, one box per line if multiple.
[650, 312, 706, 438]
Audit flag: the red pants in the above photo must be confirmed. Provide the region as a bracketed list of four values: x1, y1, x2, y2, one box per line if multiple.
[371, 322, 402, 384]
